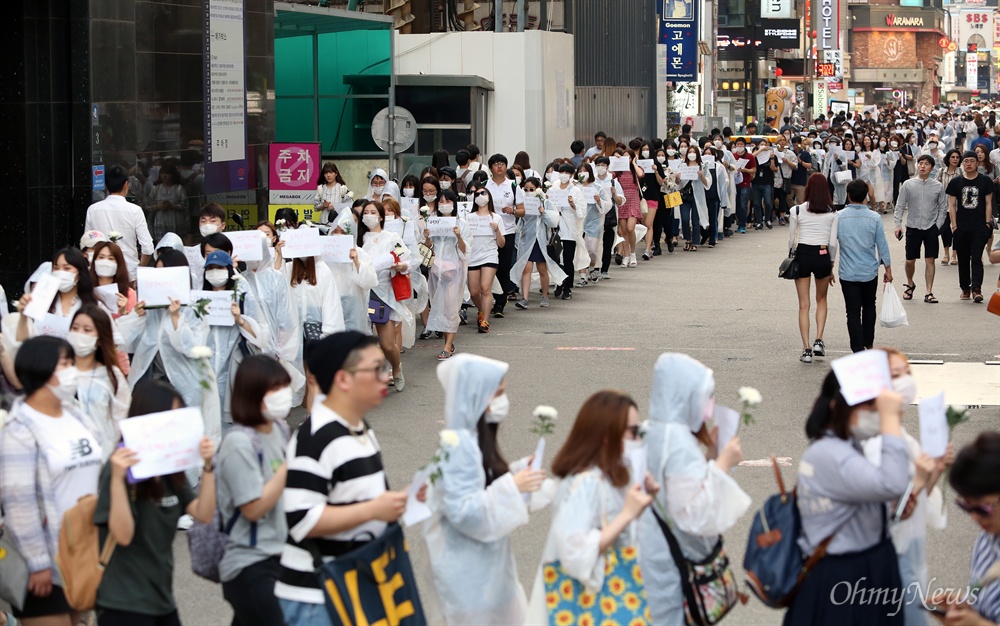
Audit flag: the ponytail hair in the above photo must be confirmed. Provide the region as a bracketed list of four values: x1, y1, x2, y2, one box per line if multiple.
[805, 371, 855, 441]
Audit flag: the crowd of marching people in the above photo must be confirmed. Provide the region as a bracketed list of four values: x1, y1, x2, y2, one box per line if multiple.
[0, 100, 997, 626]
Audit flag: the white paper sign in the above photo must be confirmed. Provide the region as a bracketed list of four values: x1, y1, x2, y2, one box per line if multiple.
[918, 391, 948, 457]
[224, 231, 264, 262]
[547, 187, 570, 208]
[426, 216, 457, 238]
[190, 290, 235, 326]
[625, 445, 647, 488]
[183, 246, 204, 272]
[119, 407, 205, 480]
[756, 150, 772, 165]
[467, 214, 494, 237]
[382, 218, 404, 236]
[609, 156, 630, 172]
[530, 437, 546, 472]
[400, 198, 420, 220]
[279, 228, 323, 259]
[679, 165, 700, 180]
[402, 466, 433, 527]
[23, 274, 60, 321]
[523, 195, 542, 216]
[137, 266, 192, 307]
[94, 284, 121, 313]
[735, 158, 750, 170]
[638, 159, 655, 174]
[668, 159, 683, 171]
[35, 313, 71, 339]
[842, 150, 856, 160]
[713, 405, 740, 453]
[321, 235, 354, 264]
[831, 350, 892, 407]
[702, 155, 716, 166]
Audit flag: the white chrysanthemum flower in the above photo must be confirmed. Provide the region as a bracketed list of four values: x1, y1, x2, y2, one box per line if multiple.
[189, 346, 213, 359]
[439, 429, 460, 448]
[738, 387, 763, 406]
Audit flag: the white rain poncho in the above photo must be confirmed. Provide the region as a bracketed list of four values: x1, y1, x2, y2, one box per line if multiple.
[364, 168, 401, 203]
[638, 353, 752, 624]
[824, 149, 850, 205]
[76, 366, 131, 461]
[426, 217, 471, 334]
[239, 232, 306, 404]
[324, 213, 379, 334]
[116, 306, 223, 445]
[282, 258, 345, 337]
[510, 199, 567, 286]
[361, 230, 415, 348]
[379, 211, 429, 342]
[581, 181, 611, 240]
[423, 354, 531, 625]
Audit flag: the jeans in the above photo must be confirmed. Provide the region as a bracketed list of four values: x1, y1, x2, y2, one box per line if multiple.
[752, 184, 773, 225]
[953, 224, 992, 290]
[222, 557, 284, 626]
[706, 198, 720, 244]
[736, 186, 752, 229]
[280, 599, 333, 626]
[560, 239, 577, 292]
[492, 232, 517, 311]
[601, 219, 616, 272]
[840, 277, 878, 353]
[680, 201, 700, 242]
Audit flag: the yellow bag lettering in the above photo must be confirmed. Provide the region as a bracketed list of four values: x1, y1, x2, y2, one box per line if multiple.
[324, 578, 354, 626]
[371, 548, 415, 624]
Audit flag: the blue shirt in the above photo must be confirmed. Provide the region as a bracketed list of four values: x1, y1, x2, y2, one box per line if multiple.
[836, 204, 891, 282]
[971, 135, 994, 154]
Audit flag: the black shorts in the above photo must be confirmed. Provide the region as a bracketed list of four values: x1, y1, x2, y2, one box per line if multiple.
[905, 226, 940, 260]
[468, 263, 499, 271]
[795, 244, 833, 279]
[13, 584, 72, 618]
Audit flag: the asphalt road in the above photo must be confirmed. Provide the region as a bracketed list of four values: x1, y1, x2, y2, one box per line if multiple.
[172, 215, 1000, 625]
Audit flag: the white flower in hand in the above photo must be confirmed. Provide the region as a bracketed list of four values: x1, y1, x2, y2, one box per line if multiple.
[738, 387, 762, 406]
[439, 429, 460, 448]
[108, 230, 122, 242]
[190, 346, 214, 360]
[532, 405, 558, 420]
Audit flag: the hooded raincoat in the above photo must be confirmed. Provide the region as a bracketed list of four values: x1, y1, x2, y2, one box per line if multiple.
[423, 354, 532, 625]
[324, 212, 379, 334]
[426, 217, 472, 334]
[638, 353, 752, 624]
[511, 198, 567, 287]
[824, 148, 850, 205]
[361, 230, 416, 348]
[364, 168, 401, 203]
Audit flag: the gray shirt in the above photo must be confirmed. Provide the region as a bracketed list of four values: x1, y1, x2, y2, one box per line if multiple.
[796, 434, 909, 556]
[894, 176, 948, 231]
[217, 425, 288, 582]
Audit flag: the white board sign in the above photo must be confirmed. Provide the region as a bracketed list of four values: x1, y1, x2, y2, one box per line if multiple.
[224, 231, 264, 262]
[35, 313, 71, 339]
[918, 391, 948, 457]
[400, 198, 420, 219]
[321, 235, 354, 264]
[426, 216, 457, 238]
[679, 165, 700, 180]
[137, 266, 192, 307]
[523, 195, 542, 216]
[831, 350, 892, 407]
[279, 228, 322, 259]
[637, 159, 655, 174]
[23, 274, 59, 321]
[466, 214, 494, 237]
[190, 290, 235, 326]
[547, 187, 570, 208]
[609, 156, 630, 172]
[713, 405, 740, 453]
[120, 407, 206, 480]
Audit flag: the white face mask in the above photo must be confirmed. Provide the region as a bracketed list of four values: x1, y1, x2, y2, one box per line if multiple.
[384, 214, 397, 222]
[205, 269, 230, 287]
[879, 141, 887, 148]
[262, 387, 293, 422]
[67, 332, 98, 357]
[438, 203, 454, 215]
[714, 140, 723, 148]
[515, 176, 523, 185]
[623, 438, 643, 455]
[734, 146, 745, 154]
[402, 188, 415, 198]
[48, 366, 79, 403]
[440, 180, 452, 190]
[423, 194, 437, 203]
[641, 150, 650, 158]
[86, 251, 94, 263]
[372, 185, 385, 196]
[687, 152, 698, 161]
[486, 393, 510, 424]
[928, 143, 938, 150]
[666, 149, 677, 156]
[595, 166, 608, 176]
[892, 375, 917, 407]
[52, 270, 77, 293]
[558, 173, 571, 184]
[890, 141, 898, 148]
[656, 156, 667, 164]
[94, 259, 118, 277]
[850, 408, 882, 441]
[200, 223, 219, 238]
[362, 213, 380, 229]
[474, 194, 491, 207]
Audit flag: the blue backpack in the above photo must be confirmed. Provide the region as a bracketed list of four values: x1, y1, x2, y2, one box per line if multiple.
[742, 456, 835, 608]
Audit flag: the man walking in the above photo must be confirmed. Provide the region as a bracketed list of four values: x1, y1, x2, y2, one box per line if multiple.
[894, 154, 948, 304]
[837, 180, 893, 353]
[85, 164, 154, 282]
[946, 150, 995, 302]
[486, 154, 524, 317]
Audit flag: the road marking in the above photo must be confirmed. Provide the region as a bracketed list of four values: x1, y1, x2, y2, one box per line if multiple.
[555, 347, 636, 351]
[739, 456, 793, 467]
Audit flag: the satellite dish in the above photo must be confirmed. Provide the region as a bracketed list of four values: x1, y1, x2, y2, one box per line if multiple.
[371, 107, 417, 153]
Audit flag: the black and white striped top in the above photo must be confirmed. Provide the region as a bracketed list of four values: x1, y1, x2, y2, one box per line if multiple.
[275, 403, 387, 604]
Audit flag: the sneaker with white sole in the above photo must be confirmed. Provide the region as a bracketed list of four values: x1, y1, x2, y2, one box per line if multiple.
[800, 349, 813, 364]
[812, 339, 826, 357]
[539, 296, 550, 307]
[177, 514, 194, 531]
[576, 277, 588, 287]
[394, 372, 405, 392]
[601, 272, 611, 280]
[515, 299, 529, 309]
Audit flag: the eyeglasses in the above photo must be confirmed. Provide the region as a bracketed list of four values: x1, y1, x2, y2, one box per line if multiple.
[955, 498, 999, 517]
[625, 425, 641, 438]
[345, 361, 393, 382]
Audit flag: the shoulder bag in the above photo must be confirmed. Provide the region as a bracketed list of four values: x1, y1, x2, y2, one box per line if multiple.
[0, 508, 28, 611]
[57, 494, 116, 610]
[779, 206, 800, 280]
[368, 291, 392, 325]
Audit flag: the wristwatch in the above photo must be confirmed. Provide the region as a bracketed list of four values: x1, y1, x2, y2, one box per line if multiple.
[203, 462, 215, 474]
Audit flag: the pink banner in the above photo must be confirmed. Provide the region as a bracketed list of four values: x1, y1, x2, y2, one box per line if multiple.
[268, 142, 320, 191]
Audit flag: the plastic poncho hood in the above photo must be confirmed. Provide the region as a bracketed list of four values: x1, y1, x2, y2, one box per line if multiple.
[155, 232, 184, 257]
[648, 352, 715, 432]
[366, 168, 401, 202]
[437, 353, 508, 431]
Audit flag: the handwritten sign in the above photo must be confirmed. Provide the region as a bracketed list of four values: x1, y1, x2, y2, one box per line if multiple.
[94, 284, 121, 313]
[668, 159, 682, 171]
[609, 156, 630, 172]
[120, 407, 205, 480]
[35, 314, 71, 339]
[637, 159, 655, 174]
[183, 246, 204, 272]
[679, 165, 700, 180]
[702, 155, 716, 166]
[842, 150, 856, 161]
[756, 151, 772, 165]
[523, 195, 542, 216]
[224, 231, 264, 262]
[625, 445, 647, 489]
[831, 350, 892, 407]
[918, 391, 948, 457]
[713, 405, 740, 452]
[190, 290, 235, 326]
[467, 214, 494, 237]
[735, 158, 750, 171]
[426, 216, 457, 238]
[400, 198, 420, 220]
[279, 228, 322, 259]
[137, 266, 191, 307]
[23, 274, 59, 321]
[321, 234, 354, 264]
[547, 187, 570, 208]
[402, 466, 433, 527]
[382, 218, 404, 236]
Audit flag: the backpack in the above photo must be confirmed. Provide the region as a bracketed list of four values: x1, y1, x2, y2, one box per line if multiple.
[742, 455, 835, 609]
[56, 494, 116, 611]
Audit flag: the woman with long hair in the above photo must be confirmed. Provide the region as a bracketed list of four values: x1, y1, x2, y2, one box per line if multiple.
[147, 162, 189, 241]
[510, 177, 565, 309]
[616, 149, 645, 267]
[576, 162, 611, 283]
[675, 145, 712, 252]
[314, 161, 351, 226]
[937, 148, 962, 265]
[422, 189, 471, 359]
[638, 141, 667, 260]
[89, 241, 136, 318]
[788, 173, 840, 363]
[465, 181, 505, 332]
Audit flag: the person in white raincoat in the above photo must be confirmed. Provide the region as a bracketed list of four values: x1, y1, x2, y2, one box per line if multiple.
[823, 137, 850, 208]
[675, 149, 712, 251]
[422, 190, 471, 359]
[638, 353, 751, 624]
[511, 178, 566, 308]
[116, 248, 222, 444]
[0, 262, 51, 359]
[380, 197, 428, 349]
[364, 168, 400, 203]
[424, 353, 546, 625]
[328, 209, 379, 334]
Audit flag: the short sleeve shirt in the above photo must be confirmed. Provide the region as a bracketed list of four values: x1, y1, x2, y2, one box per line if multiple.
[946, 173, 994, 230]
[486, 178, 525, 235]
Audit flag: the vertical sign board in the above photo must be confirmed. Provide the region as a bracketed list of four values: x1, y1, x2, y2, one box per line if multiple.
[762, 0, 795, 19]
[204, 0, 247, 164]
[815, 0, 841, 84]
[660, 0, 699, 82]
[268, 143, 321, 223]
[967, 60, 979, 91]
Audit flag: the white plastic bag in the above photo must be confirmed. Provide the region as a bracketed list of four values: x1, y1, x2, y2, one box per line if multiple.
[880, 283, 909, 328]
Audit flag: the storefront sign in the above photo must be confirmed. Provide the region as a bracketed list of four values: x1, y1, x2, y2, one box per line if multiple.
[886, 14, 924, 27]
[762, 0, 794, 19]
[660, 0, 699, 81]
[268, 142, 320, 204]
[761, 20, 801, 47]
[818, 0, 839, 51]
[204, 0, 247, 164]
[967, 57, 979, 88]
[960, 10, 996, 48]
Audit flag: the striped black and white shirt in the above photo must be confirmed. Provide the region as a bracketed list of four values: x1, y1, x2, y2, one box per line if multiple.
[275, 403, 387, 604]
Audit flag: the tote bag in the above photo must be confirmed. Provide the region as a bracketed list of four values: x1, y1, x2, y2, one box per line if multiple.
[0, 517, 28, 611]
[543, 545, 650, 625]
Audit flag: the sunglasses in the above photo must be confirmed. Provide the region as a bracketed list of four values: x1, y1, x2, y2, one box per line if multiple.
[625, 425, 641, 438]
[956, 498, 999, 517]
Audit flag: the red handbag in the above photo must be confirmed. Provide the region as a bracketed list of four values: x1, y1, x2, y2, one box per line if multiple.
[390, 252, 412, 301]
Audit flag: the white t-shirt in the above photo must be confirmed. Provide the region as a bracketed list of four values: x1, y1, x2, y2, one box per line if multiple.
[467, 212, 504, 267]
[486, 178, 525, 235]
[23, 404, 103, 516]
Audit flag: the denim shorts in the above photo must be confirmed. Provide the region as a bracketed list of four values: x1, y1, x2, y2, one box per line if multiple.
[279, 599, 333, 626]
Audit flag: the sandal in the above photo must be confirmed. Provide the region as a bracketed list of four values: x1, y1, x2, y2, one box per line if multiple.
[683, 242, 692, 251]
[690, 245, 698, 252]
[437, 350, 452, 360]
[940, 258, 949, 265]
[902, 283, 916, 300]
[924, 293, 939, 303]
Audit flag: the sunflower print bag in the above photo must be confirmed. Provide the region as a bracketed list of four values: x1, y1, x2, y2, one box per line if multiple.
[542, 545, 650, 626]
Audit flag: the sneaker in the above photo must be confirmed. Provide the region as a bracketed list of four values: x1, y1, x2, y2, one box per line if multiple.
[961, 289, 971, 300]
[800, 349, 813, 364]
[561, 291, 572, 300]
[515, 299, 529, 309]
[459, 308, 468, 325]
[589, 269, 600, 283]
[738, 227, 747, 234]
[778, 218, 787, 226]
[614, 253, 624, 266]
[177, 514, 194, 531]
[394, 373, 405, 392]
[642, 251, 652, 261]
[493, 310, 505, 319]
[577, 277, 588, 287]
[600, 272, 611, 280]
[419, 329, 432, 340]
[755, 223, 763, 230]
[540, 296, 550, 307]
[973, 289, 984, 303]
[652, 247, 663, 256]
[507, 291, 520, 302]
[812, 339, 826, 357]
[554, 285, 563, 298]
[766, 221, 773, 229]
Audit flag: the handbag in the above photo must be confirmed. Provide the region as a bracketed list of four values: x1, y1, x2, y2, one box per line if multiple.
[390, 253, 412, 302]
[680, 183, 695, 204]
[988, 287, 1000, 316]
[543, 545, 650, 624]
[652, 504, 741, 625]
[315, 523, 426, 624]
[778, 250, 799, 280]
[368, 291, 392, 325]
[665, 191, 684, 208]
[0, 514, 28, 611]
[417, 242, 434, 268]
[547, 227, 563, 258]
[639, 198, 649, 216]
[303, 322, 323, 343]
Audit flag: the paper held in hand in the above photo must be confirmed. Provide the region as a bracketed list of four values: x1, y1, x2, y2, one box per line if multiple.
[426, 216, 457, 238]
[224, 231, 264, 262]
[119, 407, 206, 481]
[523, 195, 542, 216]
[321, 234, 354, 264]
[34, 313, 71, 339]
[23, 274, 61, 321]
[400, 197, 420, 220]
[625, 445, 647, 489]
[190, 290, 235, 326]
[279, 228, 323, 259]
[756, 151, 772, 165]
[609, 156, 630, 172]
[383, 218, 404, 236]
[466, 214, 494, 237]
[713, 405, 740, 452]
[918, 391, 948, 457]
[94, 284, 121, 313]
[702, 154, 716, 166]
[831, 350, 892, 407]
[137, 266, 192, 307]
[678, 165, 700, 180]
[637, 159, 655, 174]
[668, 159, 682, 171]
[735, 158, 750, 171]
[547, 187, 570, 208]
[401, 466, 433, 527]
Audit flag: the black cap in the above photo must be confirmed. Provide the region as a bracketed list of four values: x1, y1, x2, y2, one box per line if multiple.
[305, 331, 373, 394]
[962, 150, 979, 161]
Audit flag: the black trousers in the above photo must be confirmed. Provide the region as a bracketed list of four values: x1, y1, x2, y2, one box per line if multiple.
[652, 202, 668, 251]
[953, 224, 992, 291]
[840, 278, 878, 353]
[222, 556, 285, 626]
[560, 240, 577, 293]
[493, 232, 517, 311]
[98, 609, 182, 626]
[601, 219, 616, 272]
